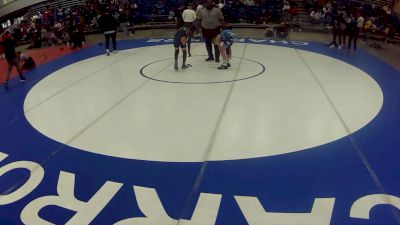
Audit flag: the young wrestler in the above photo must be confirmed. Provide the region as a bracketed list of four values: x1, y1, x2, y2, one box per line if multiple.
[215, 28, 238, 69]
[174, 26, 190, 70]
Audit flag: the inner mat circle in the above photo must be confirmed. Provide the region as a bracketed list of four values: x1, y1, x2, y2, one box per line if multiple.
[140, 55, 265, 84]
[23, 44, 383, 162]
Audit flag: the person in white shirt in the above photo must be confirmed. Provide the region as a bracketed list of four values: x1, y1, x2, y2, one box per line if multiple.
[245, 0, 255, 6]
[195, 2, 205, 37]
[196, 4, 204, 14]
[218, 0, 225, 9]
[357, 15, 364, 29]
[351, 14, 364, 50]
[183, 5, 196, 23]
[310, 10, 317, 24]
[282, 1, 290, 22]
[182, 5, 196, 56]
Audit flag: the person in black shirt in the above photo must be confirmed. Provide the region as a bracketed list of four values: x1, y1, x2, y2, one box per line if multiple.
[174, 27, 189, 70]
[347, 14, 358, 50]
[1, 31, 26, 89]
[328, 14, 340, 48]
[98, 7, 118, 55]
[68, 25, 85, 49]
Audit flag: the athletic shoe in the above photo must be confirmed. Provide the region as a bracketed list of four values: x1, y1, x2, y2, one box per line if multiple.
[188, 53, 191, 57]
[329, 44, 335, 48]
[3, 81, 8, 89]
[20, 77, 27, 82]
[181, 64, 189, 69]
[227, 63, 231, 67]
[337, 45, 342, 50]
[174, 64, 179, 71]
[217, 65, 228, 69]
[106, 49, 110, 56]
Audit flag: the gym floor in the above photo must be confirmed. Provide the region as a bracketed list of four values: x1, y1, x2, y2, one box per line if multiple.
[0, 29, 399, 225]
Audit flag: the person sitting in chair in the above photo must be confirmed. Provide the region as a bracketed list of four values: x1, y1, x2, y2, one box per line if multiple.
[16, 51, 36, 71]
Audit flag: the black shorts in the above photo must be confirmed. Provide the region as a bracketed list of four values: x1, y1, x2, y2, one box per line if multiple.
[184, 22, 194, 31]
[202, 27, 220, 40]
[174, 39, 186, 49]
[174, 27, 188, 48]
[22, 57, 36, 70]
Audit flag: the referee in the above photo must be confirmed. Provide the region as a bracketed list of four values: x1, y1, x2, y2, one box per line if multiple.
[196, 0, 224, 62]
[182, 5, 196, 57]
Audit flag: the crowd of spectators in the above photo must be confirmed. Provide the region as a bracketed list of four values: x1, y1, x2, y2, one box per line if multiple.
[1, 0, 399, 51]
[2, 4, 87, 49]
[307, 0, 400, 40]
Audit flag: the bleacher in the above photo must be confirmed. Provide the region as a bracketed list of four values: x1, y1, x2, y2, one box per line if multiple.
[352, 0, 393, 8]
[1, 0, 398, 46]
[0, 0, 45, 18]
[25, 0, 84, 20]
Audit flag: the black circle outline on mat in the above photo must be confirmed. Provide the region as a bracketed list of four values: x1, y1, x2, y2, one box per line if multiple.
[139, 55, 266, 84]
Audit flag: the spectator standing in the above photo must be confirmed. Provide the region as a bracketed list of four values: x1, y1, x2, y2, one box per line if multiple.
[362, 17, 372, 43]
[282, 1, 290, 23]
[340, 10, 350, 49]
[61, 29, 71, 45]
[354, 13, 365, 49]
[118, 8, 129, 36]
[347, 13, 358, 50]
[98, 7, 118, 55]
[328, 12, 340, 48]
[196, 1, 204, 13]
[0, 32, 26, 89]
[349, 14, 365, 50]
[129, 2, 137, 34]
[194, 1, 204, 39]
[182, 4, 196, 57]
[218, 0, 225, 9]
[70, 26, 85, 49]
[16, 51, 36, 71]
